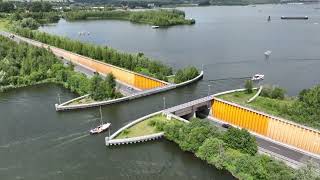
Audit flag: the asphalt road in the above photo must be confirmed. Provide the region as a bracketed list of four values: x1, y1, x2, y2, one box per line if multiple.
[206, 116, 320, 168]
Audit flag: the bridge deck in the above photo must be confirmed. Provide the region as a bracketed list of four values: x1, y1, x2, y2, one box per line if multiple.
[163, 95, 215, 114]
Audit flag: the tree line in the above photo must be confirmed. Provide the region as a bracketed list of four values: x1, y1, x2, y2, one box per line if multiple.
[64, 9, 195, 26]
[12, 27, 177, 81]
[0, 36, 118, 101]
[151, 118, 319, 179]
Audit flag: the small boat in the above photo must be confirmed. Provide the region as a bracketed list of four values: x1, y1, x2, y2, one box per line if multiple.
[90, 106, 111, 135]
[152, 25, 159, 29]
[267, 16, 271, 22]
[90, 123, 111, 134]
[252, 74, 264, 81]
[264, 50, 272, 56]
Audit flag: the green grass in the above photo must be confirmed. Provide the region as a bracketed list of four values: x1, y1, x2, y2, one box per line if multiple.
[68, 96, 96, 105]
[115, 115, 168, 139]
[218, 91, 295, 121]
[0, 19, 10, 31]
[167, 75, 175, 83]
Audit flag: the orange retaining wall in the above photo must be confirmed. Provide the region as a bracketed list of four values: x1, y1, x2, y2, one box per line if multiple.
[51, 48, 167, 90]
[211, 98, 320, 154]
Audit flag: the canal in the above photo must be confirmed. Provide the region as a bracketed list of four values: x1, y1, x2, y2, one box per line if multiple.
[1, 4, 320, 180]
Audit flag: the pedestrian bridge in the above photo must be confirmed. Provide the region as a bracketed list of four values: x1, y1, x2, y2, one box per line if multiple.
[164, 91, 320, 156]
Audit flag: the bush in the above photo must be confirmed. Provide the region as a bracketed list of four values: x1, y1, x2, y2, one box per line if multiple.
[196, 137, 226, 169]
[271, 87, 286, 100]
[222, 127, 258, 155]
[174, 66, 199, 84]
[260, 85, 286, 100]
[244, 80, 253, 94]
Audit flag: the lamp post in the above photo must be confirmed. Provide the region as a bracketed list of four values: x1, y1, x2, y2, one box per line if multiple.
[58, 93, 61, 104]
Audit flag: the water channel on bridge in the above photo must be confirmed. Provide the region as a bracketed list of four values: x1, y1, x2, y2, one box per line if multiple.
[1, 4, 320, 180]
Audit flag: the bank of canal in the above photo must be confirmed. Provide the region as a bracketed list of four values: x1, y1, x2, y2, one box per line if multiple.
[0, 83, 234, 180]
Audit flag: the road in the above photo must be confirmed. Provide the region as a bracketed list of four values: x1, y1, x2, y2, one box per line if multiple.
[205, 116, 320, 168]
[0, 31, 140, 96]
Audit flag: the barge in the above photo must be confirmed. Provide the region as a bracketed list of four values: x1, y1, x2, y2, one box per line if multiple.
[281, 16, 308, 20]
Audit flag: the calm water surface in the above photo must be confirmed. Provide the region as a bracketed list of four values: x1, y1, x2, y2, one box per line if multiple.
[1, 4, 320, 180]
[40, 4, 320, 95]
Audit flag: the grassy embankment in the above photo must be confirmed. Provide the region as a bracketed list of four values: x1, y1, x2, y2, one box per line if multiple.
[115, 115, 168, 139]
[218, 91, 296, 122]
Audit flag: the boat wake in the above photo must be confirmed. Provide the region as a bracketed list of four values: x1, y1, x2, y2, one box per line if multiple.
[53, 134, 90, 149]
[0, 133, 52, 148]
[52, 131, 87, 142]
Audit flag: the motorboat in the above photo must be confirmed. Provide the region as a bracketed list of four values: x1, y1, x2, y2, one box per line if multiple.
[90, 106, 111, 135]
[90, 123, 111, 134]
[152, 25, 160, 29]
[252, 74, 264, 81]
[264, 50, 272, 56]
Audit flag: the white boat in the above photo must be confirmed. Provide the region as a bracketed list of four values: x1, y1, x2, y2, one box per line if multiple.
[252, 74, 265, 81]
[90, 123, 111, 134]
[152, 25, 159, 29]
[264, 50, 272, 56]
[90, 106, 111, 135]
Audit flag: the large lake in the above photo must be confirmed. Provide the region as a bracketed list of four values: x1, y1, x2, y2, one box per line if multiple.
[1, 4, 320, 180]
[40, 4, 320, 95]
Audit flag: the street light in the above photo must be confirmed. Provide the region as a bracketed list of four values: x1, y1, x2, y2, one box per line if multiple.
[58, 93, 61, 104]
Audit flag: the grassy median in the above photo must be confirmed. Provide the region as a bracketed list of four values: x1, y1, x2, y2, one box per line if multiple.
[218, 90, 295, 121]
[115, 115, 168, 139]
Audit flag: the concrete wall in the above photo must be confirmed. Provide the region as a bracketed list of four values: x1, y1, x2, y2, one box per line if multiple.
[211, 98, 320, 155]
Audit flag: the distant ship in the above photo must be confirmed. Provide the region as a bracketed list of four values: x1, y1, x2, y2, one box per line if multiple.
[281, 16, 308, 20]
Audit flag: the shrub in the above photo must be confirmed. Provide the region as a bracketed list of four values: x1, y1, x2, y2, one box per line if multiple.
[244, 80, 253, 94]
[222, 127, 258, 155]
[196, 137, 226, 169]
[271, 87, 286, 100]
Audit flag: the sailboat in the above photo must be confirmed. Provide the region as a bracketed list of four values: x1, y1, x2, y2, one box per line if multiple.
[90, 106, 111, 135]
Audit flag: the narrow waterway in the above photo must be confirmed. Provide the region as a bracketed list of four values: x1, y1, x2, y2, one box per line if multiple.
[0, 83, 234, 180]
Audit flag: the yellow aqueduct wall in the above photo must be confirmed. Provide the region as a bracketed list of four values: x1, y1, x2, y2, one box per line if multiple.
[51, 47, 167, 90]
[211, 98, 320, 154]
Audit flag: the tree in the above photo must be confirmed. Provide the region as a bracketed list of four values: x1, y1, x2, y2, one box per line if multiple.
[222, 127, 258, 155]
[0, 2, 14, 13]
[19, 18, 40, 30]
[105, 73, 116, 97]
[178, 119, 220, 152]
[89, 74, 107, 101]
[196, 137, 226, 169]
[244, 80, 253, 94]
